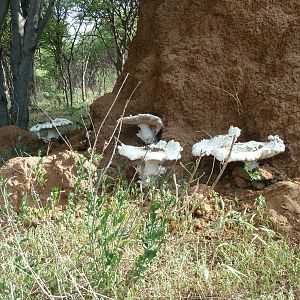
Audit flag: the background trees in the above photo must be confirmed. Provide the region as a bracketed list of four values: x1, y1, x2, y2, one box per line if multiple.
[86, 0, 139, 75]
[0, 0, 139, 129]
[0, 0, 56, 129]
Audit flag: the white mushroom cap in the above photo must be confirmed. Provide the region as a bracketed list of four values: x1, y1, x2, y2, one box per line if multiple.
[30, 118, 72, 132]
[118, 140, 183, 185]
[192, 126, 285, 163]
[213, 135, 285, 162]
[118, 144, 165, 162]
[30, 118, 73, 142]
[121, 114, 163, 127]
[120, 114, 164, 144]
[51, 118, 73, 126]
[118, 140, 182, 162]
[192, 126, 241, 157]
[150, 140, 183, 160]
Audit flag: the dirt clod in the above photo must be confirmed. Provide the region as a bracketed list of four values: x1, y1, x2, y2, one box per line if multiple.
[234, 177, 248, 189]
[257, 167, 274, 181]
[0, 150, 94, 210]
[250, 181, 300, 242]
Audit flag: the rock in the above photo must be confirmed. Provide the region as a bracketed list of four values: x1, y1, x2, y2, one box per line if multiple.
[257, 167, 274, 181]
[0, 151, 95, 210]
[234, 177, 248, 189]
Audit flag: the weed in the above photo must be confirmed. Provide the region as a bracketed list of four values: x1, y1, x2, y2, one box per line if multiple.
[244, 163, 262, 182]
[34, 152, 47, 187]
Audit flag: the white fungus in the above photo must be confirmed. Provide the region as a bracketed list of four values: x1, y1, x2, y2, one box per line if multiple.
[30, 118, 72, 142]
[192, 127, 285, 165]
[192, 126, 241, 157]
[212, 135, 285, 163]
[118, 140, 182, 185]
[120, 114, 164, 144]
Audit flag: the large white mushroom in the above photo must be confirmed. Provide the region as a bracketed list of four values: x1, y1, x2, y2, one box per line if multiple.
[118, 140, 182, 185]
[30, 118, 72, 142]
[120, 114, 164, 144]
[212, 135, 285, 163]
[192, 127, 285, 166]
[192, 126, 241, 157]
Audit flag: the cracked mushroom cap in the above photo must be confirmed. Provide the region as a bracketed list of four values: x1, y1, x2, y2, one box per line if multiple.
[30, 118, 72, 132]
[192, 126, 285, 163]
[118, 140, 182, 162]
[212, 135, 285, 162]
[192, 126, 241, 157]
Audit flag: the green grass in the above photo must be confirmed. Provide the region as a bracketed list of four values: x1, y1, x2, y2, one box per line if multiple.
[0, 169, 299, 299]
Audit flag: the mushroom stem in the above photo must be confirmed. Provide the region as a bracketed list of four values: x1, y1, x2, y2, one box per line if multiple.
[137, 124, 157, 144]
[47, 129, 59, 140]
[244, 161, 259, 171]
[118, 140, 182, 186]
[137, 161, 166, 184]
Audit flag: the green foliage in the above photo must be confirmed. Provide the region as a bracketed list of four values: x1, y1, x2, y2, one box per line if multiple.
[34, 153, 47, 187]
[244, 163, 262, 181]
[130, 187, 174, 284]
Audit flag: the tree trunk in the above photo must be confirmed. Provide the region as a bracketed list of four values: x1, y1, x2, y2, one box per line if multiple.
[81, 55, 90, 102]
[0, 0, 10, 127]
[11, 52, 34, 129]
[0, 50, 9, 127]
[66, 61, 73, 107]
[9, 0, 56, 129]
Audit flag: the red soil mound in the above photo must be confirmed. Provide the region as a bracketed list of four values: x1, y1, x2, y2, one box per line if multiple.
[0, 151, 94, 210]
[0, 125, 42, 158]
[90, 0, 300, 177]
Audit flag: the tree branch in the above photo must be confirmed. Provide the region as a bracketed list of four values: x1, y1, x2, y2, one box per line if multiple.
[36, 0, 56, 44]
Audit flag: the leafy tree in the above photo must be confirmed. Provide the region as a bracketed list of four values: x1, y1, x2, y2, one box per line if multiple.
[0, 0, 139, 127]
[87, 0, 139, 74]
[0, 0, 56, 129]
[41, 0, 87, 107]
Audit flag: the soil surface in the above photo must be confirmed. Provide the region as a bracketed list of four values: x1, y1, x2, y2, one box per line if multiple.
[245, 180, 300, 243]
[90, 0, 300, 177]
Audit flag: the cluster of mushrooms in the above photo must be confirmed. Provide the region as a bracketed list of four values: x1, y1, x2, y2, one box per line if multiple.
[118, 114, 285, 186]
[30, 114, 286, 187]
[118, 114, 183, 185]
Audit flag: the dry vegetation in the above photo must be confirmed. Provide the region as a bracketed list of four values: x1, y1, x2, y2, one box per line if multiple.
[0, 158, 299, 299]
[0, 101, 299, 299]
